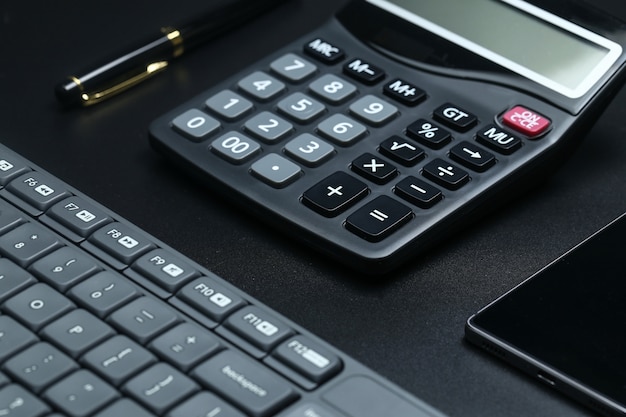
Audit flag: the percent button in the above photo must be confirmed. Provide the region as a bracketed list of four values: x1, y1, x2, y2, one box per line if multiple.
[406, 119, 451, 149]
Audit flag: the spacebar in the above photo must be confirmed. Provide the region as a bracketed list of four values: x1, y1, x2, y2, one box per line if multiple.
[322, 376, 444, 417]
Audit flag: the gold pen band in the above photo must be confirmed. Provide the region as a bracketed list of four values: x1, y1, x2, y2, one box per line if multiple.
[162, 26, 184, 58]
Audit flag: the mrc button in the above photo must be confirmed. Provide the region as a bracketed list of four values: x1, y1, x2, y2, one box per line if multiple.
[502, 105, 551, 137]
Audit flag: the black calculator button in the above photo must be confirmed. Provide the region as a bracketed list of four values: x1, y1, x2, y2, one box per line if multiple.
[345, 196, 412, 242]
[302, 172, 368, 218]
[238, 71, 285, 101]
[343, 58, 385, 85]
[172, 109, 220, 142]
[284, 134, 334, 167]
[422, 159, 470, 190]
[304, 38, 345, 64]
[205, 90, 253, 121]
[270, 53, 317, 82]
[394, 177, 443, 209]
[433, 103, 478, 131]
[406, 119, 451, 149]
[383, 79, 426, 106]
[351, 153, 397, 185]
[449, 142, 496, 172]
[476, 124, 522, 154]
[317, 114, 366, 146]
[309, 74, 357, 104]
[349, 95, 398, 126]
[379, 136, 425, 166]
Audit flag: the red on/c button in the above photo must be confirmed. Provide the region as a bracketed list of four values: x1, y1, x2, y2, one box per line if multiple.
[502, 105, 551, 137]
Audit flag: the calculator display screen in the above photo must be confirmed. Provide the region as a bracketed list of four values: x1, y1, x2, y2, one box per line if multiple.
[367, 0, 622, 99]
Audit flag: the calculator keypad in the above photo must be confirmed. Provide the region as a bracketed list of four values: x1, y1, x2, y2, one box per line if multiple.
[151, 33, 555, 270]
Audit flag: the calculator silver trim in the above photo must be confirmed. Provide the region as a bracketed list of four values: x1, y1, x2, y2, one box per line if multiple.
[366, 0, 623, 99]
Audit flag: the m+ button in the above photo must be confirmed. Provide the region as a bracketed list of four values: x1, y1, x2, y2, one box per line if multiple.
[302, 172, 368, 218]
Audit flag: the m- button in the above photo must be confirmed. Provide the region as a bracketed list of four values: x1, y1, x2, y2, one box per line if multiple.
[302, 172, 368, 218]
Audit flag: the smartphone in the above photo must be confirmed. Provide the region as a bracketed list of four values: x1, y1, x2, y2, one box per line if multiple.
[466, 212, 626, 416]
[150, 0, 626, 273]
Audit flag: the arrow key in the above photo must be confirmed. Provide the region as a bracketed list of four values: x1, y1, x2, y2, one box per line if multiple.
[449, 141, 496, 172]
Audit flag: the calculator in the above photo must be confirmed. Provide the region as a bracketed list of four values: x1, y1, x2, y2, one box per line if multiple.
[149, 0, 626, 274]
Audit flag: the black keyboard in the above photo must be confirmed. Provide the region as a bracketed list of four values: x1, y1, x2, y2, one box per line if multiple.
[0, 142, 446, 417]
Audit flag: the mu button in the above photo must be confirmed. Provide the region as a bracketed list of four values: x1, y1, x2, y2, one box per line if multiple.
[302, 172, 368, 218]
[346, 196, 412, 242]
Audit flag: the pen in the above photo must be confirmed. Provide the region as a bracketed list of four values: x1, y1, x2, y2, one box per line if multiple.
[55, 0, 289, 107]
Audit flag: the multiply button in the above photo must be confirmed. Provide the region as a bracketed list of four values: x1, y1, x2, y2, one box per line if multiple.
[302, 172, 368, 218]
[345, 196, 412, 242]
[351, 154, 397, 185]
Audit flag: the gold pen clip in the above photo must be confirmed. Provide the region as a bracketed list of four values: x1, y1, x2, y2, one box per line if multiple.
[77, 61, 169, 106]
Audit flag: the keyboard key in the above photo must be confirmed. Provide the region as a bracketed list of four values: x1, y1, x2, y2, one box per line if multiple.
[29, 246, 101, 292]
[41, 309, 115, 358]
[108, 297, 179, 344]
[68, 271, 141, 318]
[0, 198, 25, 234]
[0, 316, 39, 363]
[46, 196, 113, 240]
[0, 150, 31, 185]
[166, 391, 246, 417]
[301, 172, 368, 218]
[0, 222, 63, 268]
[282, 403, 341, 417]
[176, 276, 247, 323]
[81, 335, 157, 386]
[317, 114, 366, 146]
[345, 196, 412, 242]
[223, 305, 294, 353]
[4, 342, 78, 393]
[271, 335, 342, 385]
[131, 249, 198, 293]
[383, 78, 426, 106]
[3, 283, 75, 331]
[148, 323, 221, 371]
[502, 105, 551, 137]
[122, 363, 198, 415]
[94, 398, 155, 417]
[43, 370, 119, 417]
[5, 172, 71, 213]
[191, 350, 298, 417]
[0, 258, 37, 303]
[0, 384, 50, 417]
[88, 222, 155, 266]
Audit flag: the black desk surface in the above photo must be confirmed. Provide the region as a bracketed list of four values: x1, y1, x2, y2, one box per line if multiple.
[2, 1, 625, 416]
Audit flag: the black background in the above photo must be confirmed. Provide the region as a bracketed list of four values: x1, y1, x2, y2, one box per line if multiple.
[1, 1, 625, 416]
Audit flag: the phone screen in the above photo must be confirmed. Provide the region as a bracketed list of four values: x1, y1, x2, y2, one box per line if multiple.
[467, 213, 626, 412]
